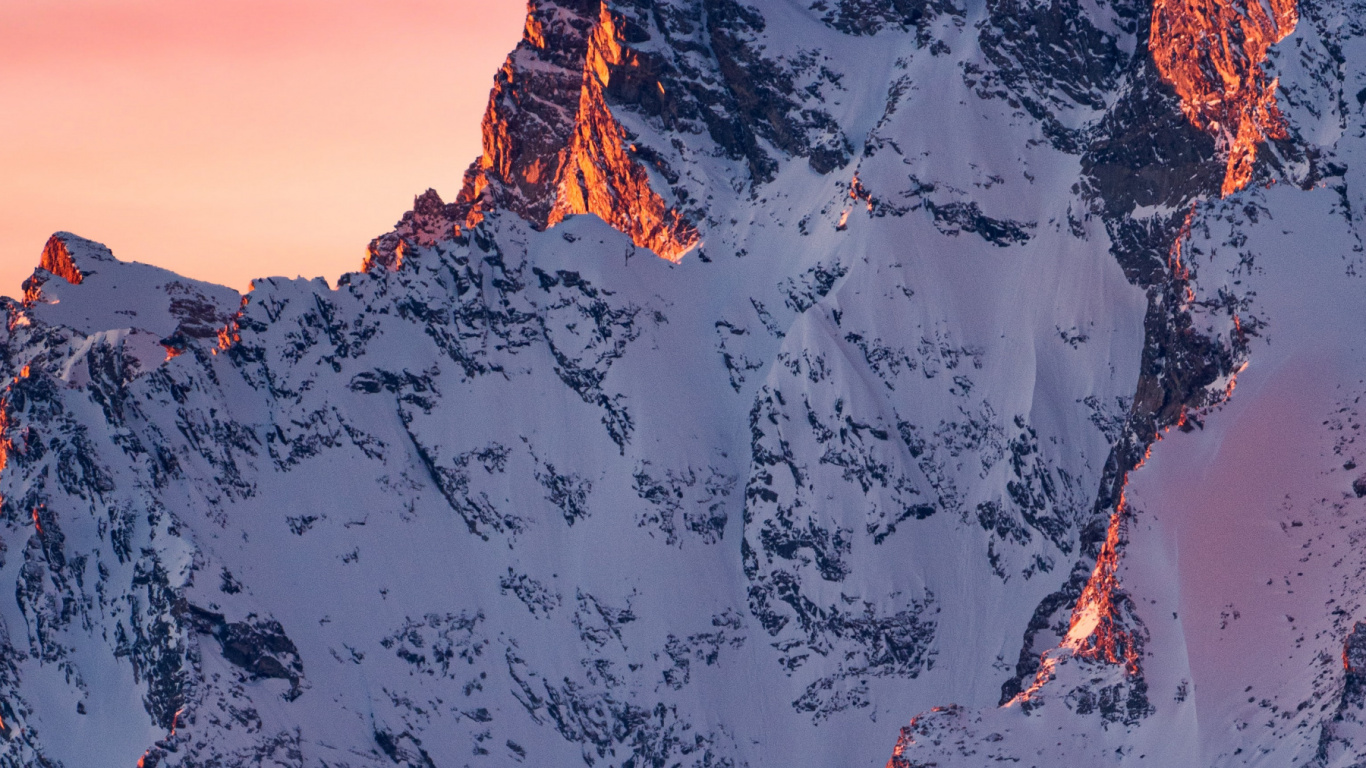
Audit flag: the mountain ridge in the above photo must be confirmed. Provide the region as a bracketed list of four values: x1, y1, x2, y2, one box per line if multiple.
[3, 0, 1366, 766]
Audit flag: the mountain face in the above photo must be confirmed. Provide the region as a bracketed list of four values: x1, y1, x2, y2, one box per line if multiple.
[2, 0, 1366, 765]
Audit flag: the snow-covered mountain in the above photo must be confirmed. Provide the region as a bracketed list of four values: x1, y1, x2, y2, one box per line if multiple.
[2, 0, 1365, 765]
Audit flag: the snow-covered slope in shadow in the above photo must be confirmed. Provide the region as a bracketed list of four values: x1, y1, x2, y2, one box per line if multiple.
[2, 0, 1364, 766]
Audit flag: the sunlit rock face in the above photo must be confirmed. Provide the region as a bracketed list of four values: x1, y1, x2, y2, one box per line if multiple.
[3, 1, 1366, 766]
[1150, 0, 1298, 196]
[37, 235, 85, 287]
[463, 1, 700, 261]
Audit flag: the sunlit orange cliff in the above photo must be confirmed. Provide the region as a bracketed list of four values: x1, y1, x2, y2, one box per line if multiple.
[1047, 0, 1297, 677]
[1151, 0, 1297, 196]
[890, 2, 1301, 748]
[367, 0, 698, 270]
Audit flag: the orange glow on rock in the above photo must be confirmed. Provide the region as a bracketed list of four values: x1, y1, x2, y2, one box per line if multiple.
[523, 14, 547, 49]
[1138, 442, 1154, 469]
[214, 295, 250, 351]
[39, 234, 83, 285]
[1003, 495, 1138, 709]
[1064, 496, 1142, 673]
[1006, 477, 1152, 709]
[456, 2, 699, 263]
[537, 3, 699, 261]
[885, 718, 913, 768]
[836, 173, 873, 231]
[1224, 360, 1249, 398]
[216, 323, 240, 351]
[1150, 0, 1297, 196]
[0, 406, 10, 476]
[886, 707, 958, 768]
[849, 172, 873, 211]
[1168, 206, 1195, 281]
[362, 239, 409, 273]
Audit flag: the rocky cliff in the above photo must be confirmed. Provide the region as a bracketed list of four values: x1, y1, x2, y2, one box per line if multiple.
[3, 0, 1366, 766]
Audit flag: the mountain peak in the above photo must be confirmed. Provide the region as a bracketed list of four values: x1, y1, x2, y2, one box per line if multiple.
[28, 231, 117, 293]
[453, 0, 699, 262]
[5, 1, 1364, 766]
[18, 231, 240, 340]
[37, 232, 97, 286]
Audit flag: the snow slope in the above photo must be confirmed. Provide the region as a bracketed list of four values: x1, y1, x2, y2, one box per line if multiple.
[1, 0, 1364, 766]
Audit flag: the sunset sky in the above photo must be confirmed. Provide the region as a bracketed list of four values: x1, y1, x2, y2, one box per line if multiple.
[0, 0, 526, 296]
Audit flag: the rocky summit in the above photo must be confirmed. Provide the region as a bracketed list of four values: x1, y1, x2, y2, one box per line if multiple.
[4, 0, 1366, 765]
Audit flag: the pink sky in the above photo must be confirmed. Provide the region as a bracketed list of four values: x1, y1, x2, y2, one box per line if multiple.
[0, 0, 526, 296]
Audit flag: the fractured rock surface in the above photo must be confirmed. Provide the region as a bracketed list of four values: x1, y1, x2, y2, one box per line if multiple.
[4, 0, 1366, 766]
